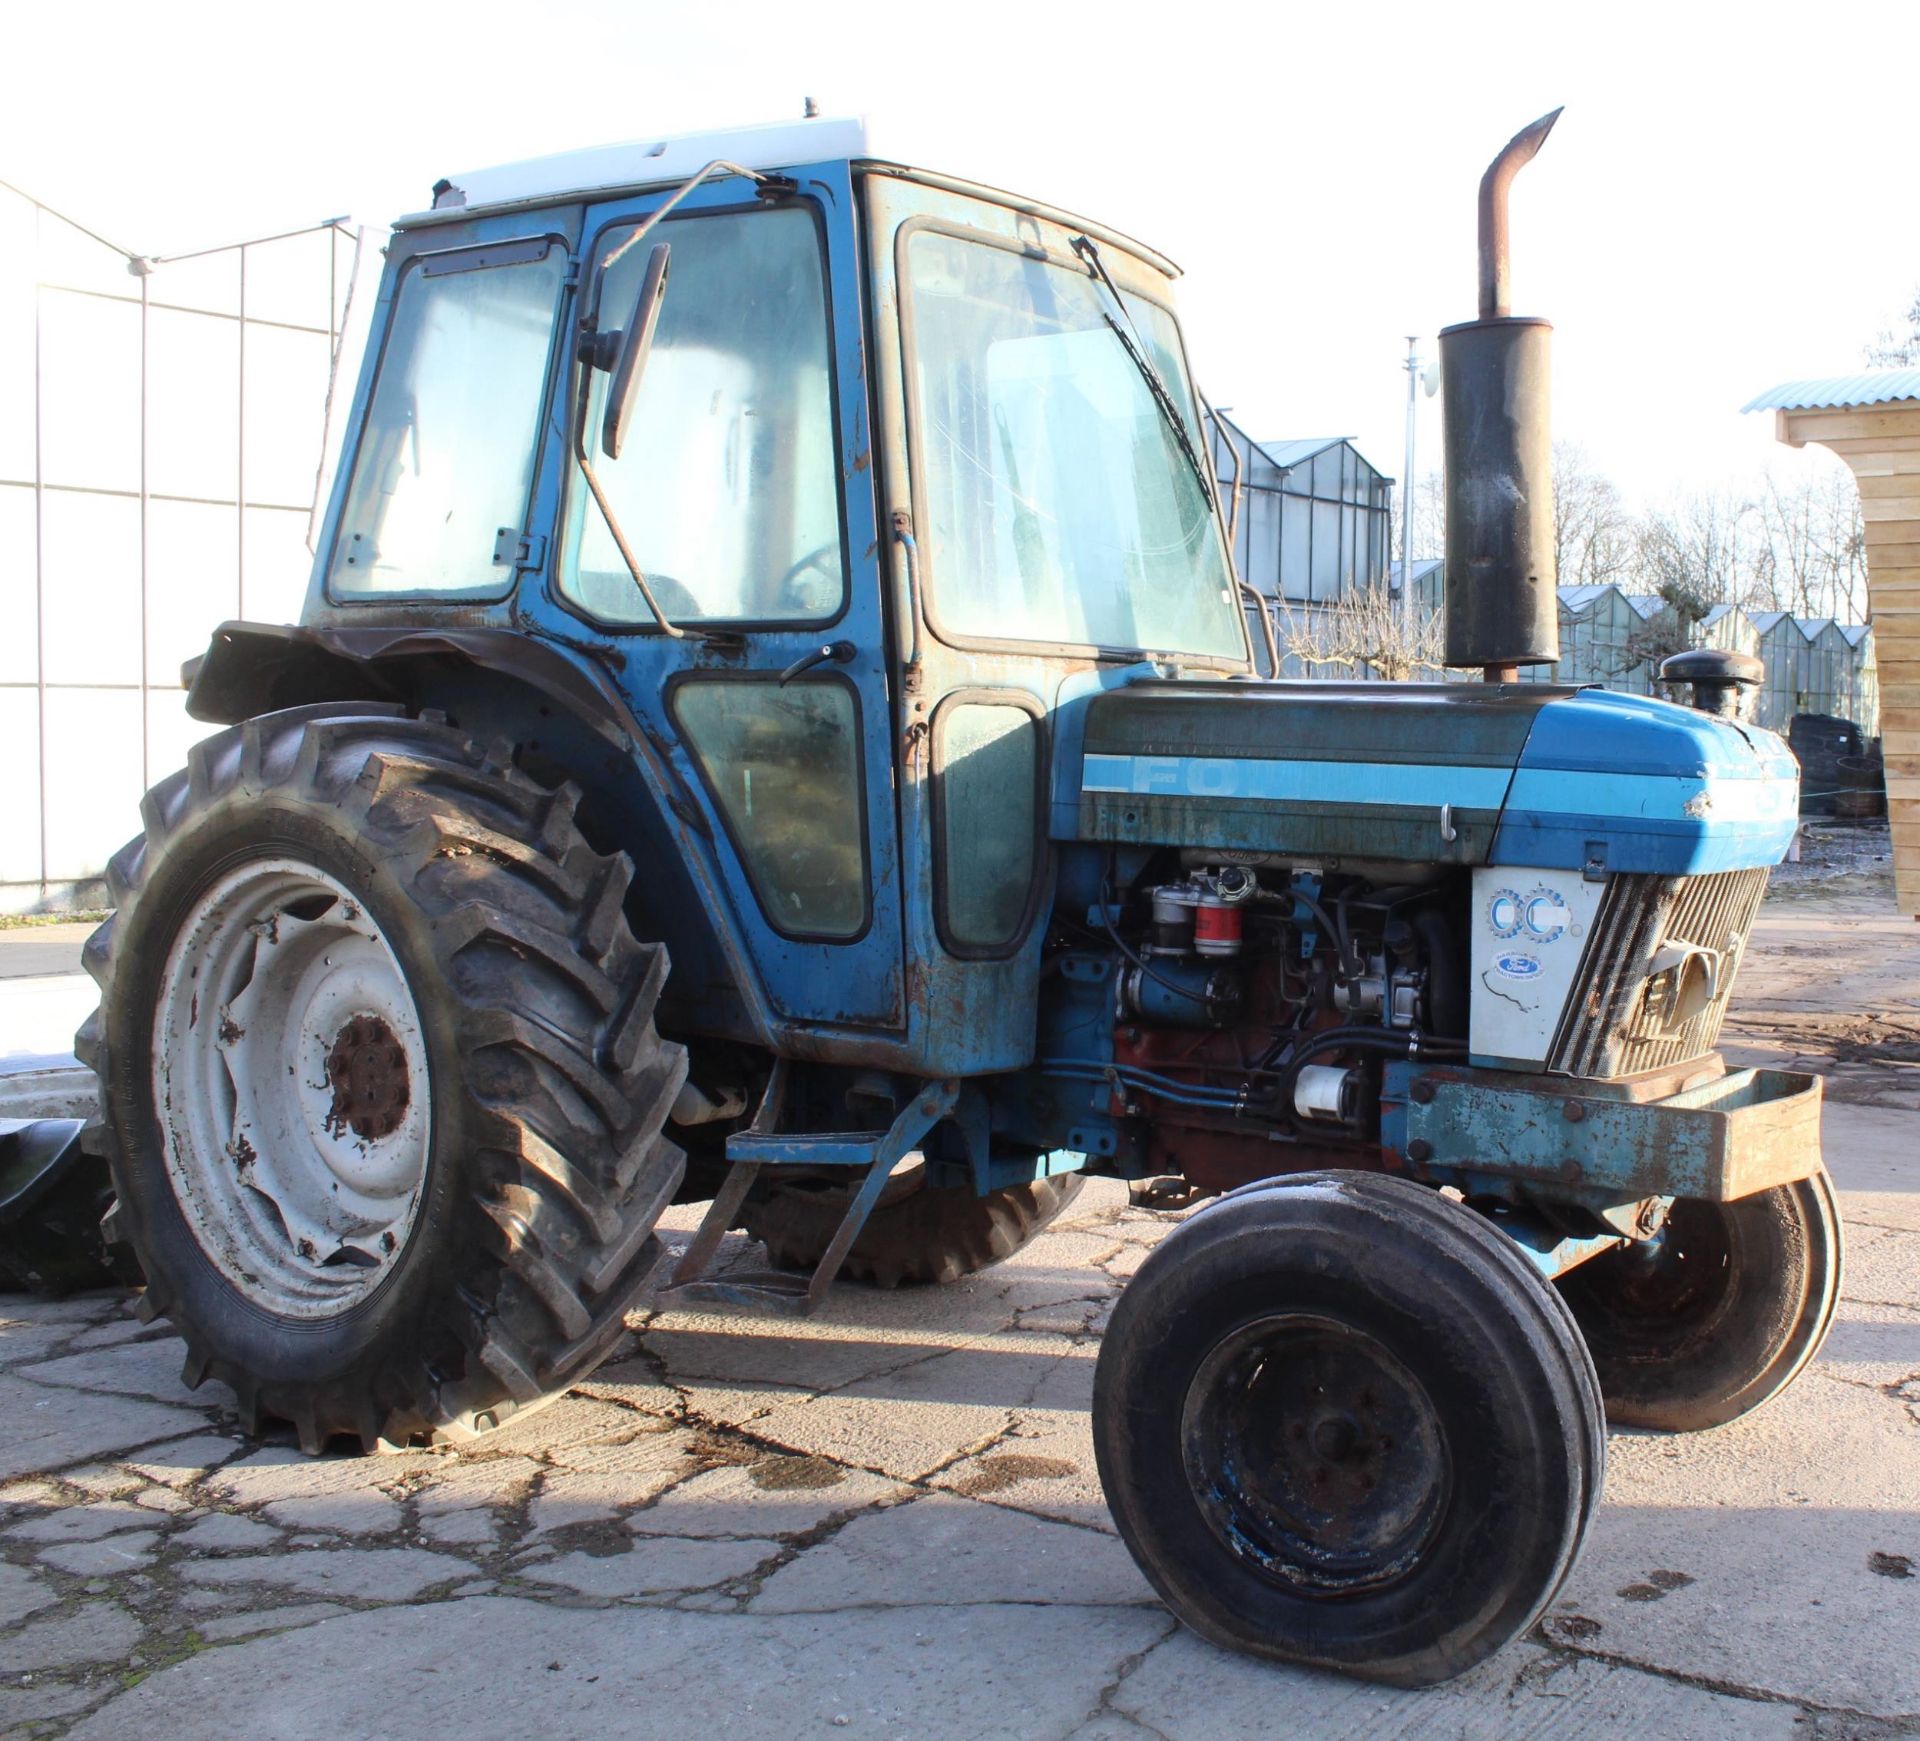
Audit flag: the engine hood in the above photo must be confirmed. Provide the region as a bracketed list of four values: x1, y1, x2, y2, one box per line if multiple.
[1053, 676, 1799, 876]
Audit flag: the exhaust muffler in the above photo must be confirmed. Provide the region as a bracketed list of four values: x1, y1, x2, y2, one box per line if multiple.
[1440, 108, 1563, 682]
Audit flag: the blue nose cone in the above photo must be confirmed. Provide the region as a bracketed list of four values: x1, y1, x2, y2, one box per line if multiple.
[1492, 688, 1800, 876]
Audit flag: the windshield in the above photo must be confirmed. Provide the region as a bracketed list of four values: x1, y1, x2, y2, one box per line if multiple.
[905, 230, 1243, 660]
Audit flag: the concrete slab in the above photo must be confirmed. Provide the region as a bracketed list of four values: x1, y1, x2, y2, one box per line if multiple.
[749, 1491, 1154, 1614]
[744, 1330, 1088, 1483]
[1106, 1628, 1807, 1740]
[931, 1411, 1110, 1532]
[122, 1433, 248, 1487]
[21, 1338, 225, 1409]
[197, 1600, 353, 1641]
[38, 1526, 162, 1575]
[175, 1509, 282, 1551]
[63, 1596, 1175, 1741]
[5, 1495, 154, 1543]
[0, 1601, 143, 1674]
[202, 1445, 441, 1514]
[180, 1546, 477, 1601]
[413, 1453, 544, 1518]
[421, 1506, 498, 1547]
[629, 1455, 901, 1540]
[0, 1558, 59, 1627]
[0, 1376, 207, 1483]
[522, 1534, 783, 1598]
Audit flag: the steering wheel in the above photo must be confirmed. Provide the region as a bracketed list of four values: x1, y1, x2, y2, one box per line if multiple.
[776, 543, 844, 615]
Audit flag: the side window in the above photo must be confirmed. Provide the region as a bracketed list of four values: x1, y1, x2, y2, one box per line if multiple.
[671, 678, 866, 939]
[935, 700, 1041, 953]
[330, 241, 564, 597]
[561, 205, 842, 625]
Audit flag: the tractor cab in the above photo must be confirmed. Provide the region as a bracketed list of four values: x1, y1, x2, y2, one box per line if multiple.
[292, 115, 1243, 1073]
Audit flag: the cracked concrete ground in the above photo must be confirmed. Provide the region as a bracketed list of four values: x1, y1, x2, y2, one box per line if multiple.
[1, 892, 1916, 1740]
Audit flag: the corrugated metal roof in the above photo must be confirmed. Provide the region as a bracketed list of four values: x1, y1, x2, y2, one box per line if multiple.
[1753, 613, 1831, 642]
[1742, 370, 1920, 412]
[1254, 436, 1349, 470]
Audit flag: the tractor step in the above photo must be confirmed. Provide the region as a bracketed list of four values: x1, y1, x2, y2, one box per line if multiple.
[724, 1127, 897, 1168]
[652, 1073, 959, 1318]
[651, 1268, 816, 1315]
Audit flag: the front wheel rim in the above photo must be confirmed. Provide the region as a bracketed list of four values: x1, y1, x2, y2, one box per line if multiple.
[152, 857, 432, 1319]
[1180, 1312, 1451, 1595]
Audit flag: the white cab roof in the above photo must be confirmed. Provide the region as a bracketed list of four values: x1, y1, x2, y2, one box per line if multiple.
[402, 113, 1178, 276]
[414, 116, 870, 222]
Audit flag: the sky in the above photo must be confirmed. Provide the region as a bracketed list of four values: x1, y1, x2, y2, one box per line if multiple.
[5, 0, 1915, 513]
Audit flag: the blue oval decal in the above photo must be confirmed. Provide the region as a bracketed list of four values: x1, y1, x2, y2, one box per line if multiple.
[1495, 953, 1542, 980]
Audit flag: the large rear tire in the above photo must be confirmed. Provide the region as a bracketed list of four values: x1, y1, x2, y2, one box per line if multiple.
[1093, 1171, 1604, 1687]
[740, 1165, 1082, 1288]
[1558, 1169, 1842, 1431]
[78, 704, 687, 1451]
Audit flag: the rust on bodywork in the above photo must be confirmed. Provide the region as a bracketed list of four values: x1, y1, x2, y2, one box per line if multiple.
[1394, 1062, 1822, 1204]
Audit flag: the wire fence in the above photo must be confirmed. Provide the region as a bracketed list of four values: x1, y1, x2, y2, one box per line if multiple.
[0, 182, 368, 911]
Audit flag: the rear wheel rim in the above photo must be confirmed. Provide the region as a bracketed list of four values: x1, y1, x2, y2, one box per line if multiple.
[153, 857, 432, 1319]
[1568, 1200, 1737, 1359]
[1180, 1312, 1451, 1594]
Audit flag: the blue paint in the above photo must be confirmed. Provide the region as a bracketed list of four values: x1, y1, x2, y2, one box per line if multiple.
[1047, 663, 1168, 840]
[1082, 752, 1514, 810]
[1492, 688, 1800, 874]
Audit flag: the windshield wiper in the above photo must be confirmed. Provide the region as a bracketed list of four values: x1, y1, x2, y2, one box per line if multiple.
[1069, 234, 1216, 513]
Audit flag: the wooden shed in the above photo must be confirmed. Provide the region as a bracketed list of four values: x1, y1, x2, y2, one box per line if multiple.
[1748, 370, 1920, 915]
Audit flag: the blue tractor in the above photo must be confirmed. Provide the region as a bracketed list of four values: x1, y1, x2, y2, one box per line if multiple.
[79, 114, 1835, 1685]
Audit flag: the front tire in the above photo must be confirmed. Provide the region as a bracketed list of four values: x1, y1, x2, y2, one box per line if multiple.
[1093, 1171, 1604, 1687]
[1558, 1169, 1842, 1431]
[78, 705, 688, 1451]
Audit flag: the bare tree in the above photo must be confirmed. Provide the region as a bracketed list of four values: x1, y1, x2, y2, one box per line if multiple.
[1278, 587, 1447, 683]
[1553, 441, 1634, 589]
[1633, 488, 1748, 627]
[1748, 464, 1869, 621]
[1866, 287, 1920, 367]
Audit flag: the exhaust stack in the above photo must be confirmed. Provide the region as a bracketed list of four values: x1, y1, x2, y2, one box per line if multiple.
[1441, 108, 1563, 682]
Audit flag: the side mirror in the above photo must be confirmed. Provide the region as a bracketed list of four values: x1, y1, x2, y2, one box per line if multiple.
[596, 242, 670, 461]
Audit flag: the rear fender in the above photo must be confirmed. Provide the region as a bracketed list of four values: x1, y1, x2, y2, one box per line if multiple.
[185, 621, 767, 1045]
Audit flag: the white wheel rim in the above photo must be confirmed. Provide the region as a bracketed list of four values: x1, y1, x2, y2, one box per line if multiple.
[153, 857, 432, 1319]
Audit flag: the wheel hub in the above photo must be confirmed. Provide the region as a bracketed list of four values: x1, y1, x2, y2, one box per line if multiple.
[1182, 1313, 1450, 1594]
[325, 1015, 411, 1141]
[152, 858, 432, 1319]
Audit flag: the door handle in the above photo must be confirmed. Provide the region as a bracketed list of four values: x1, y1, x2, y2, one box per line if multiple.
[779, 640, 856, 686]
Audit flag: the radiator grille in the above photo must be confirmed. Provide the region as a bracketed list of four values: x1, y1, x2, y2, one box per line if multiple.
[1548, 867, 1770, 1078]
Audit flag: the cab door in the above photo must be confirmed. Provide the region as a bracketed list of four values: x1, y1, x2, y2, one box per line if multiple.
[536, 165, 903, 1035]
